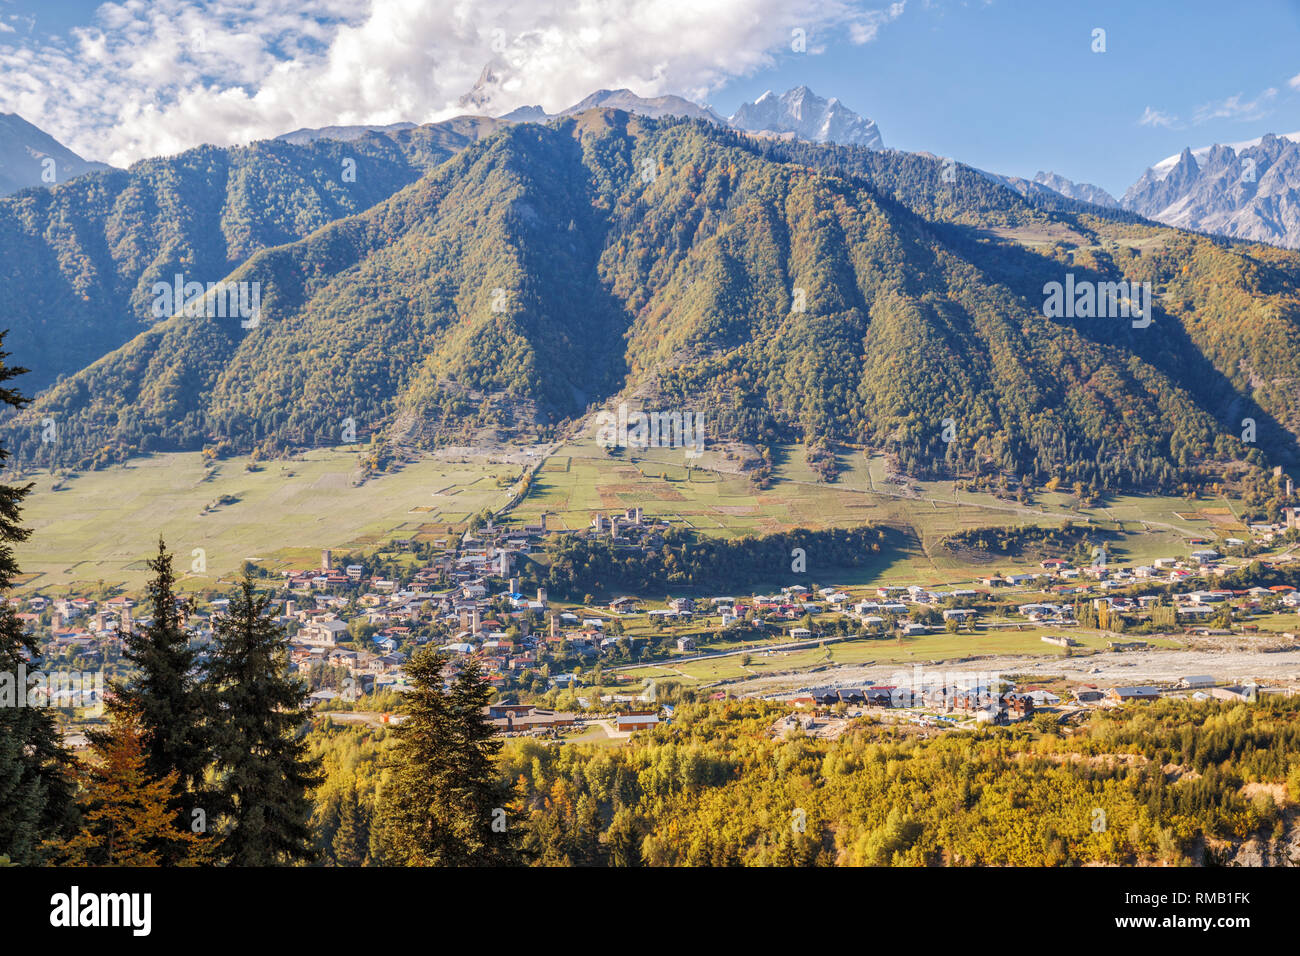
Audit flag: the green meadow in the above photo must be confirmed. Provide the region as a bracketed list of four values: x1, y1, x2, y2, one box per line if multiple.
[510, 438, 1234, 588]
[8, 434, 1245, 596]
[12, 449, 516, 592]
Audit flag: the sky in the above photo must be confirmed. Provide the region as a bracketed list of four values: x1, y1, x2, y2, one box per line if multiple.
[1, 0, 1298, 196]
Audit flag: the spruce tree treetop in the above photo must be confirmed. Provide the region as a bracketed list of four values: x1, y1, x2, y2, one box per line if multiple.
[208, 575, 320, 866]
[101, 539, 210, 798]
[371, 651, 517, 866]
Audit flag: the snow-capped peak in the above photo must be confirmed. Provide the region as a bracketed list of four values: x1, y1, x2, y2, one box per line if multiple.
[728, 86, 883, 149]
[1148, 131, 1300, 181]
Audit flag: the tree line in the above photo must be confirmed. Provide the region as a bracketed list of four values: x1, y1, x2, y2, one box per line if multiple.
[537, 525, 891, 598]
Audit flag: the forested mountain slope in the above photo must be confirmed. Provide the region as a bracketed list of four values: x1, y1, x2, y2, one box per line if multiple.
[0, 117, 504, 391]
[6, 111, 1299, 495]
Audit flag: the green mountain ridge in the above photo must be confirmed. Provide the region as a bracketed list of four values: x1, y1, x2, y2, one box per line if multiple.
[5, 110, 1300, 494]
[0, 116, 506, 392]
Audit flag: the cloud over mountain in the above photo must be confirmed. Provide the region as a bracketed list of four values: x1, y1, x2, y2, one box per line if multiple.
[0, 0, 905, 167]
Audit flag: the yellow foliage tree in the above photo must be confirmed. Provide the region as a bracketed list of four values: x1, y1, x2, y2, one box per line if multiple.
[45, 708, 210, 866]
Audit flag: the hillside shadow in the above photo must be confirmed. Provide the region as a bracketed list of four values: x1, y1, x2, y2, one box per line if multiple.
[938, 219, 1300, 467]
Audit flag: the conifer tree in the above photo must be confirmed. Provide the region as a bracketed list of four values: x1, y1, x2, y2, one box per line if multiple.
[446, 657, 517, 863]
[0, 343, 76, 864]
[605, 809, 644, 867]
[94, 539, 211, 859]
[208, 576, 319, 865]
[372, 652, 517, 865]
[46, 707, 208, 866]
[572, 792, 604, 866]
[331, 786, 369, 867]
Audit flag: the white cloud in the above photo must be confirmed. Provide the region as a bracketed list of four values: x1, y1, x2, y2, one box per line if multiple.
[0, 0, 907, 167]
[849, 1, 906, 44]
[1192, 87, 1276, 124]
[1290, 71, 1300, 91]
[1137, 106, 1179, 129]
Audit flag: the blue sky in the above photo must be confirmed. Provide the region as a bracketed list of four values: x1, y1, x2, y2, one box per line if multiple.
[1, 0, 1298, 195]
[711, 0, 1300, 195]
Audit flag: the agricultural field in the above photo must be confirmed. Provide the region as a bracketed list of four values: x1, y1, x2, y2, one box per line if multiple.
[509, 437, 1236, 588]
[1249, 612, 1300, 635]
[8, 432, 1252, 596]
[10, 449, 517, 592]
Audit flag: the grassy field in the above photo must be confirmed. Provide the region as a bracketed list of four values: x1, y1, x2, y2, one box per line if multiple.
[13, 450, 516, 592]
[9, 433, 1247, 596]
[1248, 612, 1300, 634]
[510, 437, 1234, 588]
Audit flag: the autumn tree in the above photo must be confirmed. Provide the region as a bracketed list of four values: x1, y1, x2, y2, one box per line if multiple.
[94, 539, 212, 861]
[47, 708, 207, 866]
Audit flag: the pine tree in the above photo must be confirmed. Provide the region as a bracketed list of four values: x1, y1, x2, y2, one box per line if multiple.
[208, 576, 319, 865]
[46, 707, 208, 866]
[331, 786, 369, 867]
[573, 793, 604, 866]
[93, 539, 211, 861]
[446, 657, 517, 864]
[0, 342, 77, 864]
[372, 652, 517, 865]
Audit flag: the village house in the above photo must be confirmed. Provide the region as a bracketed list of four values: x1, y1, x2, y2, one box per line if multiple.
[300, 619, 348, 646]
[1108, 685, 1162, 703]
[615, 711, 660, 732]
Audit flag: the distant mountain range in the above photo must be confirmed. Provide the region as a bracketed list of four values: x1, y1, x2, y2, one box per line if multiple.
[1031, 171, 1118, 209]
[729, 87, 883, 148]
[574, 89, 722, 124]
[13, 84, 1300, 253]
[1012, 133, 1300, 250]
[498, 85, 883, 148]
[217, 94, 1300, 254]
[0, 113, 113, 196]
[978, 169, 1119, 210]
[5, 91, 1300, 492]
[1120, 132, 1300, 249]
[276, 122, 418, 146]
